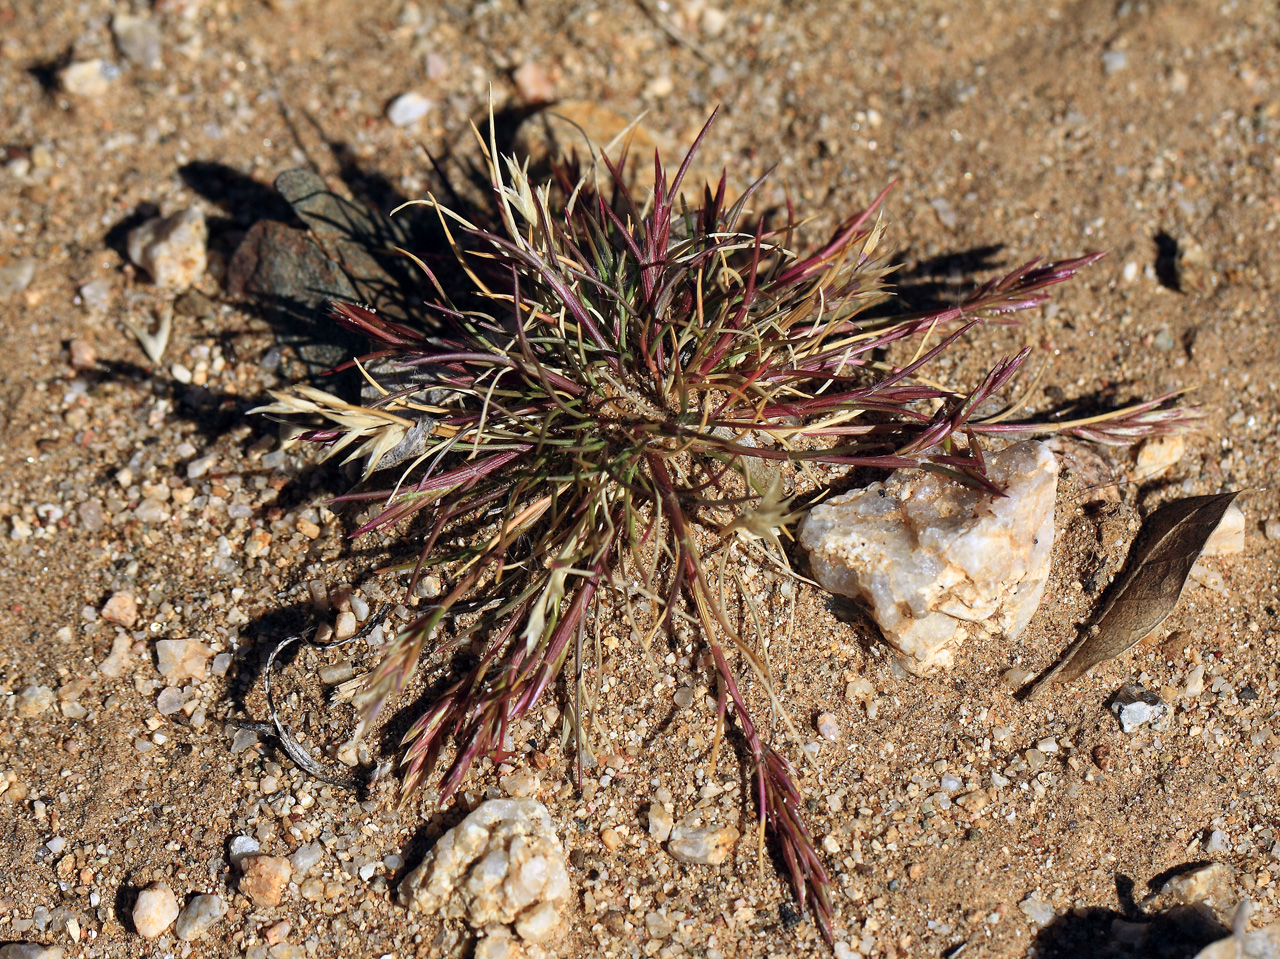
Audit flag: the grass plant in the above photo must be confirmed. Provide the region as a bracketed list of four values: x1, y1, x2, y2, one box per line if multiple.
[256, 114, 1193, 941]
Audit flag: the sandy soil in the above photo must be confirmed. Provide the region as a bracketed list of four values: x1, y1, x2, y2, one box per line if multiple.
[2, 1, 1279, 957]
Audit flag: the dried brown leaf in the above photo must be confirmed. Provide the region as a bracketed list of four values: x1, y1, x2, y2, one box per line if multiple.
[1029, 491, 1241, 696]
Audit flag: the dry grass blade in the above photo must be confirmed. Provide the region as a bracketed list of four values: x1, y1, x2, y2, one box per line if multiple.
[1028, 491, 1241, 696]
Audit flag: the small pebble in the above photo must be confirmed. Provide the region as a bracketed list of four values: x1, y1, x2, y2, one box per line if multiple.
[666, 816, 738, 865]
[111, 13, 162, 69]
[155, 686, 186, 715]
[15, 685, 55, 718]
[349, 593, 370, 620]
[1205, 829, 1229, 855]
[500, 768, 538, 798]
[386, 92, 431, 127]
[60, 59, 119, 97]
[174, 894, 226, 942]
[1101, 49, 1128, 75]
[600, 827, 622, 850]
[318, 661, 354, 684]
[308, 580, 330, 610]
[815, 711, 840, 741]
[0, 257, 36, 297]
[1183, 664, 1206, 699]
[289, 842, 324, 875]
[239, 854, 292, 907]
[0, 943, 64, 959]
[333, 610, 358, 639]
[1018, 892, 1055, 926]
[68, 339, 97, 371]
[1201, 502, 1245, 556]
[133, 882, 179, 939]
[1263, 517, 1280, 541]
[127, 208, 208, 290]
[97, 634, 132, 678]
[78, 279, 111, 313]
[230, 728, 259, 755]
[647, 803, 674, 842]
[229, 835, 261, 866]
[1131, 434, 1184, 483]
[1111, 683, 1167, 733]
[100, 592, 138, 628]
[512, 61, 556, 102]
[155, 639, 213, 683]
[186, 454, 217, 479]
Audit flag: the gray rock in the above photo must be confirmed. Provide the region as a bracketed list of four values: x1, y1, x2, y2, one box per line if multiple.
[1111, 683, 1168, 733]
[133, 882, 179, 939]
[174, 894, 225, 941]
[112, 13, 162, 69]
[800, 440, 1058, 674]
[127, 208, 207, 290]
[0, 258, 36, 297]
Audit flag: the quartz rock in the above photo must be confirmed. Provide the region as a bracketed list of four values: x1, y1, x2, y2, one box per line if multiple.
[0, 257, 36, 298]
[399, 798, 570, 944]
[174, 894, 226, 941]
[1111, 683, 1167, 733]
[60, 59, 119, 97]
[386, 92, 431, 127]
[1131, 434, 1185, 483]
[127, 207, 207, 290]
[98, 633, 132, 678]
[15, 685, 55, 718]
[1146, 863, 1235, 910]
[101, 591, 138, 628]
[799, 440, 1058, 674]
[155, 639, 213, 683]
[647, 803, 674, 842]
[666, 811, 739, 865]
[1202, 502, 1245, 556]
[133, 882, 179, 938]
[1194, 918, 1280, 959]
[239, 854, 292, 907]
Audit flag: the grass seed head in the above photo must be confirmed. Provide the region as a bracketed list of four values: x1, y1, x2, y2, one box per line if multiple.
[259, 113, 1196, 943]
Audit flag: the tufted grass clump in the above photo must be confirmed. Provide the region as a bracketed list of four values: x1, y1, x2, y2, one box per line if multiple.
[256, 113, 1192, 941]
